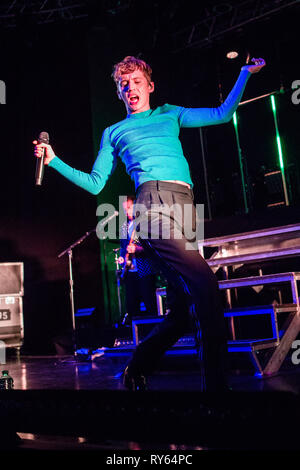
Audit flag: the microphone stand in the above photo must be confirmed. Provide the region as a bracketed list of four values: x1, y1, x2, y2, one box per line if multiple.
[113, 248, 123, 320]
[57, 211, 119, 362]
[58, 228, 96, 361]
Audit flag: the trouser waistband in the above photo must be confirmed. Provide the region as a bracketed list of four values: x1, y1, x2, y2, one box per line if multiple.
[137, 180, 193, 197]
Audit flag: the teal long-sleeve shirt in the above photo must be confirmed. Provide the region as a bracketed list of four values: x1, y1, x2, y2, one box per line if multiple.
[48, 68, 251, 195]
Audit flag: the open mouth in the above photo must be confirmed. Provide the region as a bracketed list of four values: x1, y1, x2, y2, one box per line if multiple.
[129, 95, 139, 105]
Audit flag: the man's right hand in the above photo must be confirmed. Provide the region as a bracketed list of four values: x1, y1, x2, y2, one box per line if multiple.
[33, 140, 56, 165]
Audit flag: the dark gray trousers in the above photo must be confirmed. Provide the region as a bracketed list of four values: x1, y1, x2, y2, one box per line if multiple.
[126, 181, 227, 391]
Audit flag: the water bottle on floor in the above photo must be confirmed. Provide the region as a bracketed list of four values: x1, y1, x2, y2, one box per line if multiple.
[0, 370, 14, 389]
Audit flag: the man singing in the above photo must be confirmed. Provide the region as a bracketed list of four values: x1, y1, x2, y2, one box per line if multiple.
[34, 55, 265, 391]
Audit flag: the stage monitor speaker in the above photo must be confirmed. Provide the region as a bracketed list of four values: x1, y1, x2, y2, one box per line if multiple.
[0, 296, 24, 348]
[0, 262, 24, 296]
[0, 263, 24, 349]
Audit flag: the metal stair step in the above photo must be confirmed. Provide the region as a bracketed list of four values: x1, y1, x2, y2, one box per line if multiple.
[224, 303, 297, 317]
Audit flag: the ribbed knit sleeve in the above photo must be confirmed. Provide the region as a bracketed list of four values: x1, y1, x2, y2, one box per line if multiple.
[48, 127, 117, 195]
[178, 68, 251, 128]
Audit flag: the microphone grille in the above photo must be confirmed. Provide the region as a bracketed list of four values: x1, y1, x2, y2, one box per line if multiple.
[38, 131, 49, 144]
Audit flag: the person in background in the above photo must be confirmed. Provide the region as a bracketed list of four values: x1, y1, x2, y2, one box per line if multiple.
[118, 195, 158, 325]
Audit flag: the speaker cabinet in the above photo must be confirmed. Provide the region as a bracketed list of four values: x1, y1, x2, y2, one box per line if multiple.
[0, 263, 24, 349]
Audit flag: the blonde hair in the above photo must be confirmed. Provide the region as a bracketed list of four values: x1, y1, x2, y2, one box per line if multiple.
[112, 56, 152, 85]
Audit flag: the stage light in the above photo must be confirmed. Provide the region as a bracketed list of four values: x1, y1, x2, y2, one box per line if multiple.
[233, 111, 237, 126]
[226, 51, 238, 59]
[270, 95, 284, 170]
[270, 94, 289, 205]
[271, 94, 276, 112]
[276, 136, 284, 170]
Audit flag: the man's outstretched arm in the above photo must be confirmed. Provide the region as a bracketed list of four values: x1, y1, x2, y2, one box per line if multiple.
[33, 128, 117, 195]
[180, 58, 266, 128]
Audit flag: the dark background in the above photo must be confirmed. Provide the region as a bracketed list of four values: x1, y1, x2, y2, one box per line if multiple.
[0, 0, 299, 353]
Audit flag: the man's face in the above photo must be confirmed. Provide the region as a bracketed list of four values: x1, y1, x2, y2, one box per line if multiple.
[122, 200, 134, 220]
[117, 69, 154, 114]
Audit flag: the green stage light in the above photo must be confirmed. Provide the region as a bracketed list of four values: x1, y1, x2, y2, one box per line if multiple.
[233, 111, 237, 127]
[277, 136, 284, 170]
[270, 94, 289, 205]
[270, 95, 284, 171]
[271, 94, 276, 112]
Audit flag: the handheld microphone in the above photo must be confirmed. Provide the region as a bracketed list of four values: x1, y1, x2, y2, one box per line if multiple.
[35, 131, 49, 186]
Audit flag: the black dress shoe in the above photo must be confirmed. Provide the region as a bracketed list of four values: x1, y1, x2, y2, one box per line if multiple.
[123, 366, 147, 391]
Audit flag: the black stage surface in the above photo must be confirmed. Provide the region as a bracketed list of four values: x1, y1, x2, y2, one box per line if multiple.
[1, 344, 300, 453]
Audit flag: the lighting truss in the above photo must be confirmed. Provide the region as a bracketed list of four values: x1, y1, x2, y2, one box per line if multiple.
[172, 0, 299, 52]
[0, 0, 136, 27]
[0, 1, 89, 27]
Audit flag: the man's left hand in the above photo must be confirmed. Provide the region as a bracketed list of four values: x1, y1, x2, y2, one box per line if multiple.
[242, 58, 266, 74]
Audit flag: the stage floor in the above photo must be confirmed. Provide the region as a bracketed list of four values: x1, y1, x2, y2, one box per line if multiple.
[3, 344, 300, 393]
[2, 347, 300, 452]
